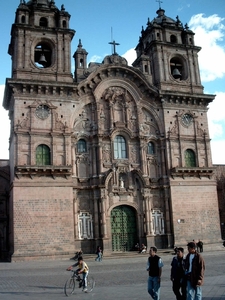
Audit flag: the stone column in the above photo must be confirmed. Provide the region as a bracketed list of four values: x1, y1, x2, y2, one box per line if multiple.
[193, 118, 199, 166]
[64, 134, 71, 165]
[74, 191, 78, 239]
[144, 196, 151, 235]
[140, 140, 147, 174]
[94, 196, 100, 239]
[30, 135, 35, 165]
[51, 135, 56, 165]
[57, 33, 62, 72]
[71, 143, 76, 175]
[109, 103, 114, 130]
[148, 196, 154, 235]
[101, 197, 108, 238]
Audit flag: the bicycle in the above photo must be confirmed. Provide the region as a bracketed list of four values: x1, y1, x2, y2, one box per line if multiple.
[64, 270, 95, 296]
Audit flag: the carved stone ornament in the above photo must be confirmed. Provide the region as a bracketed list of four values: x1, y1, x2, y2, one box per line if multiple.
[103, 87, 126, 102]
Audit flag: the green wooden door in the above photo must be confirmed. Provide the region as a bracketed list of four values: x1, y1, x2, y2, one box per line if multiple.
[111, 205, 137, 251]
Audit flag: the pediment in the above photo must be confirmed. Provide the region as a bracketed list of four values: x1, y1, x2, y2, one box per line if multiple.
[77, 64, 158, 99]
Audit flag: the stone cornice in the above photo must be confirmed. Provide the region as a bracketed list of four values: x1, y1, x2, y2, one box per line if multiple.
[170, 167, 215, 179]
[3, 79, 79, 109]
[15, 165, 72, 180]
[160, 93, 215, 107]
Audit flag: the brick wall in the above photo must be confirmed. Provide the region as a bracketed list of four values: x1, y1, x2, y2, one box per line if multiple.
[12, 186, 74, 260]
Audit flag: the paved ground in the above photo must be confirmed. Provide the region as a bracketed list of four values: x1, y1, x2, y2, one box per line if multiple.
[0, 249, 225, 300]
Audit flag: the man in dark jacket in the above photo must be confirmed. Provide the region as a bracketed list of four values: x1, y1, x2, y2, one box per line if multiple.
[171, 247, 186, 300]
[185, 242, 205, 300]
[146, 246, 164, 300]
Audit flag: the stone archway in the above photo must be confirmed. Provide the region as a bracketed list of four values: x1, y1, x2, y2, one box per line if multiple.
[110, 205, 137, 251]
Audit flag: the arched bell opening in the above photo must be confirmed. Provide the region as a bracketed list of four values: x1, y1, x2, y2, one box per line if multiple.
[34, 42, 52, 68]
[170, 56, 187, 81]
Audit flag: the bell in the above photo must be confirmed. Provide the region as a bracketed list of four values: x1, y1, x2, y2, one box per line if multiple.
[172, 68, 182, 79]
[38, 53, 47, 66]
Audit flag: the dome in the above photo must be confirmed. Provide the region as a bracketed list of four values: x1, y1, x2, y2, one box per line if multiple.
[26, 0, 51, 8]
[103, 54, 128, 66]
[151, 8, 182, 27]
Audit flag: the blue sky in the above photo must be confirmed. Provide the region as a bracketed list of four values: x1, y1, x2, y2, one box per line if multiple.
[0, 0, 225, 164]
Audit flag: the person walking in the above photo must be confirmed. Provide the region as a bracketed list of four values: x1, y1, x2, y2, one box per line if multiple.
[197, 240, 203, 253]
[95, 246, 102, 262]
[146, 246, 164, 300]
[171, 247, 186, 300]
[185, 242, 205, 300]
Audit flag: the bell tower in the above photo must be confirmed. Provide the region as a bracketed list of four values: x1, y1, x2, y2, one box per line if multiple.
[3, 0, 77, 261]
[8, 0, 75, 82]
[73, 39, 88, 82]
[133, 8, 203, 95]
[134, 6, 221, 247]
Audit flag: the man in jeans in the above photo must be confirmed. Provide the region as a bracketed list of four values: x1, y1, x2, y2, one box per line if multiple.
[170, 247, 186, 300]
[185, 242, 205, 300]
[146, 246, 164, 300]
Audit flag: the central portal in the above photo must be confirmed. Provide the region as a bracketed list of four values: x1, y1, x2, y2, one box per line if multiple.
[111, 205, 137, 251]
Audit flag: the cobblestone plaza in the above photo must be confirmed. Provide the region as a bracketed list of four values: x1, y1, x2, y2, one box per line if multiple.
[0, 249, 225, 300]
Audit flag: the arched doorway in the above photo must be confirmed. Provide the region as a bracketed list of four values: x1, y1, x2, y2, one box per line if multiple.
[110, 205, 137, 251]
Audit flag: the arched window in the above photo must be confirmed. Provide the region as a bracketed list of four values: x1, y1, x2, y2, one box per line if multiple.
[170, 35, 177, 43]
[39, 17, 48, 27]
[36, 144, 50, 166]
[147, 142, 155, 155]
[144, 65, 148, 73]
[185, 149, 196, 167]
[77, 139, 87, 153]
[114, 135, 127, 159]
[62, 20, 67, 28]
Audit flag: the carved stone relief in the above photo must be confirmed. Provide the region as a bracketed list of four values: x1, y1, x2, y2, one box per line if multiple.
[170, 119, 178, 135]
[73, 106, 92, 135]
[55, 113, 68, 131]
[130, 144, 139, 164]
[102, 143, 112, 163]
[16, 115, 30, 130]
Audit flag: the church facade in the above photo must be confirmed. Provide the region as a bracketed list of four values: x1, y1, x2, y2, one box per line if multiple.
[2, 0, 221, 261]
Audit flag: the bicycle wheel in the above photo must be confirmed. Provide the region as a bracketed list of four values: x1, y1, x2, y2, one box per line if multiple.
[64, 277, 75, 296]
[86, 276, 95, 292]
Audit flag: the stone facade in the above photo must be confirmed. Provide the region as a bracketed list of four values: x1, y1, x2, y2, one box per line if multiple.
[2, 0, 222, 261]
[214, 165, 225, 240]
[0, 160, 10, 261]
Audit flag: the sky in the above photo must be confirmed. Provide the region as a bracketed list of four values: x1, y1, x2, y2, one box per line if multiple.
[0, 0, 225, 164]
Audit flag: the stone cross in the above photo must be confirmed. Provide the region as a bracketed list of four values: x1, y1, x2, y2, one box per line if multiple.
[156, 0, 163, 9]
[109, 40, 120, 55]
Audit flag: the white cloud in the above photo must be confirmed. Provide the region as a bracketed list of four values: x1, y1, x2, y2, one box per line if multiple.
[189, 14, 225, 82]
[122, 48, 136, 66]
[211, 140, 225, 165]
[208, 92, 225, 164]
[88, 55, 102, 64]
[208, 92, 225, 123]
[0, 85, 10, 159]
[208, 92, 225, 139]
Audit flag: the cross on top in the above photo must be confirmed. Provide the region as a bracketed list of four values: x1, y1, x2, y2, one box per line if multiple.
[109, 40, 120, 55]
[156, 0, 163, 9]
